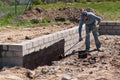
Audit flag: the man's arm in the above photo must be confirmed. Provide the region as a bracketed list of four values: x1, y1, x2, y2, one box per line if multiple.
[93, 15, 102, 25]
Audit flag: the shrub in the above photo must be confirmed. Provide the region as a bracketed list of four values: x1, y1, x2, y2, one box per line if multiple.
[80, 0, 87, 3]
[33, 0, 42, 5]
[0, 1, 8, 6]
[41, 18, 51, 23]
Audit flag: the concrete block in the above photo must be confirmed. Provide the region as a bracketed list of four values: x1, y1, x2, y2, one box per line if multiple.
[107, 30, 115, 35]
[64, 30, 70, 37]
[49, 41, 55, 46]
[57, 32, 62, 39]
[48, 35, 54, 42]
[40, 44, 46, 50]
[28, 48, 35, 54]
[106, 22, 115, 25]
[70, 28, 77, 34]
[2, 57, 23, 66]
[1, 51, 22, 57]
[0, 58, 3, 68]
[32, 38, 39, 47]
[26, 42, 33, 49]
[73, 38, 78, 44]
[99, 30, 107, 35]
[23, 50, 29, 56]
[38, 38, 44, 45]
[100, 22, 107, 26]
[1, 51, 6, 57]
[65, 42, 67, 47]
[71, 34, 76, 39]
[99, 26, 105, 30]
[2, 45, 8, 51]
[64, 47, 68, 52]
[112, 26, 120, 29]
[74, 34, 79, 38]
[10, 51, 23, 57]
[116, 30, 120, 35]
[53, 33, 58, 40]
[49, 34, 57, 41]
[21, 41, 33, 50]
[43, 36, 49, 43]
[103, 26, 113, 29]
[34, 46, 40, 52]
[116, 22, 120, 26]
[8, 44, 23, 52]
[44, 42, 51, 48]
[65, 36, 71, 41]
[65, 40, 71, 46]
[6, 51, 14, 57]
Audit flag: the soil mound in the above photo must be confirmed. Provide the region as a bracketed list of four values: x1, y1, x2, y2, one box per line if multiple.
[19, 7, 94, 23]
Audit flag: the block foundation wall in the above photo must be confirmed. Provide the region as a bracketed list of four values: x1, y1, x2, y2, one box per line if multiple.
[0, 26, 86, 69]
[0, 21, 120, 69]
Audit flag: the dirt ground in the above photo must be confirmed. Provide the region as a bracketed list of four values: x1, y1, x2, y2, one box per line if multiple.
[0, 23, 76, 43]
[0, 7, 119, 80]
[0, 35, 120, 80]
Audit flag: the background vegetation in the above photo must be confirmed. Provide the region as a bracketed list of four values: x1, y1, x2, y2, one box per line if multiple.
[0, 0, 120, 27]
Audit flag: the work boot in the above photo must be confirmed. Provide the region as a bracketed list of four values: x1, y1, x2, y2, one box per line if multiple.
[85, 49, 89, 54]
[97, 47, 104, 52]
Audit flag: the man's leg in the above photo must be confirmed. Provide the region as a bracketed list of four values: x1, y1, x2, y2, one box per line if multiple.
[92, 24, 101, 50]
[85, 25, 91, 53]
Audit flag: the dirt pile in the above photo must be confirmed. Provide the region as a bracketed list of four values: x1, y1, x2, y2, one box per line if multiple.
[0, 35, 120, 80]
[18, 7, 94, 23]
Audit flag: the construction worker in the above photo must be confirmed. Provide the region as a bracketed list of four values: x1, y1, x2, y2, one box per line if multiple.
[79, 11, 102, 54]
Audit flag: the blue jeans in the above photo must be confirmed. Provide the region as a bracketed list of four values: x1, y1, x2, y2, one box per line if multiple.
[85, 23, 101, 51]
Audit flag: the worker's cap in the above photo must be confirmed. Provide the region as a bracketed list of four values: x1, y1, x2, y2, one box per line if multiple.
[81, 11, 87, 16]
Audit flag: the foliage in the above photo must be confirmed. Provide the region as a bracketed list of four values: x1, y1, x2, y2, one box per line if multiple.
[33, 0, 43, 5]
[80, 0, 87, 3]
[41, 18, 51, 23]
[0, 0, 8, 6]
[0, 1, 120, 27]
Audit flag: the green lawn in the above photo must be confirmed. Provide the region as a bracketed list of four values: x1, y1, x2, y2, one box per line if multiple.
[0, 1, 120, 27]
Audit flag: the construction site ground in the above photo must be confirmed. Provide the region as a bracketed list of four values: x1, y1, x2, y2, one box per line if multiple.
[0, 7, 120, 80]
[0, 35, 120, 80]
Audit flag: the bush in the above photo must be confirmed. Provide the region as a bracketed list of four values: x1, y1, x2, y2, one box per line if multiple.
[75, 0, 81, 2]
[80, 0, 87, 3]
[41, 18, 51, 23]
[0, 1, 8, 6]
[33, 0, 42, 5]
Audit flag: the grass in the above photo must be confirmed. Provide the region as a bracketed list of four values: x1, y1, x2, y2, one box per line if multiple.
[0, 1, 120, 27]
[0, 5, 27, 27]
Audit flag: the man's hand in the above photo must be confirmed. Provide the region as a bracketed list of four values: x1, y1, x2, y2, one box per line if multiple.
[97, 21, 100, 25]
[79, 37, 83, 42]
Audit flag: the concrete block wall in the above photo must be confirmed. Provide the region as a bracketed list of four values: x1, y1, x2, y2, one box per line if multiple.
[0, 21, 119, 69]
[99, 22, 120, 35]
[0, 26, 86, 69]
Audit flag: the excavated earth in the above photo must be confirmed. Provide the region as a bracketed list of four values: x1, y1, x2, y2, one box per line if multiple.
[0, 35, 120, 80]
[0, 7, 119, 80]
